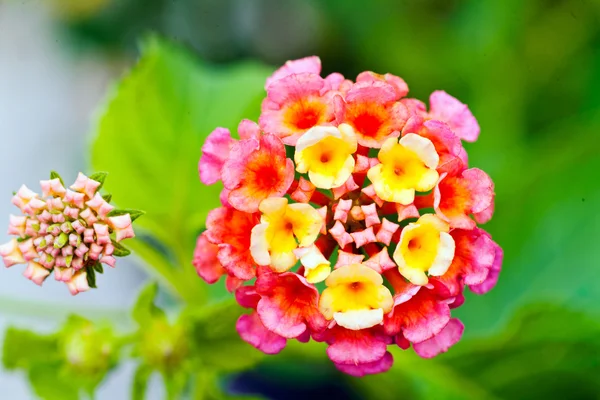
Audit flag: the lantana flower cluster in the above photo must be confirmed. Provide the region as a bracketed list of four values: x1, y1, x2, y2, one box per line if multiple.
[195, 57, 502, 376]
[0, 172, 140, 295]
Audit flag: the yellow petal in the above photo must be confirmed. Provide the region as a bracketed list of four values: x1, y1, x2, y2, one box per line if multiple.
[334, 309, 384, 330]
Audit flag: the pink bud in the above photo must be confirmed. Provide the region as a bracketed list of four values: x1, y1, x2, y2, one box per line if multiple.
[46, 197, 65, 211]
[11, 185, 38, 212]
[364, 247, 396, 273]
[63, 206, 79, 219]
[108, 214, 135, 242]
[67, 270, 90, 295]
[55, 267, 74, 282]
[86, 193, 114, 218]
[80, 208, 98, 226]
[0, 239, 26, 267]
[396, 203, 420, 222]
[64, 189, 85, 208]
[71, 220, 85, 234]
[7, 215, 27, 237]
[69, 234, 79, 247]
[83, 228, 95, 244]
[375, 218, 399, 246]
[55, 256, 67, 268]
[40, 178, 67, 198]
[61, 245, 74, 257]
[335, 250, 365, 269]
[104, 243, 114, 256]
[101, 255, 116, 268]
[51, 213, 66, 224]
[329, 221, 354, 248]
[26, 198, 47, 215]
[361, 185, 385, 207]
[22, 261, 50, 286]
[350, 227, 377, 248]
[93, 223, 110, 245]
[18, 239, 38, 261]
[75, 244, 89, 258]
[89, 243, 103, 260]
[71, 173, 101, 199]
[38, 210, 52, 222]
[290, 177, 316, 203]
[25, 219, 40, 236]
[361, 203, 381, 227]
[71, 257, 84, 270]
[332, 176, 359, 200]
[333, 199, 352, 223]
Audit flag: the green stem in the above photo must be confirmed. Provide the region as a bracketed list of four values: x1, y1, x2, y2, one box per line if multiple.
[128, 240, 206, 305]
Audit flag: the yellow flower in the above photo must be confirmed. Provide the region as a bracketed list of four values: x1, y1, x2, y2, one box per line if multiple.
[367, 133, 439, 205]
[393, 214, 455, 285]
[250, 198, 323, 272]
[319, 264, 393, 330]
[295, 124, 358, 189]
[295, 245, 331, 283]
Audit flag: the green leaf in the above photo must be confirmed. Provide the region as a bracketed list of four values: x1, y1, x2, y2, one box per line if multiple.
[187, 300, 264, 372]
[164, 371, 189, 400]
[132, 364, 153, 400]
[2, 327, 59, 370]
[111, 239, 132, 257]
[91, 36, 271, 287]
[103, 193, 113, 203]
[28, 364, 79, 400]
[89, 171, 109, 190]
[107, 208, 146, 222]
[444, 304, 600, 399]
[86, 265, 97, 289]
[132, 282, 165, 325]
[93, 261, 104, 274]
[50, 171, 65, 186]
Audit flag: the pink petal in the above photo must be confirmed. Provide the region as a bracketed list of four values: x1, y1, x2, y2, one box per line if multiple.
[265, 56, 322, 89]
[237, 313, 287, 355]
[199, 127, 235, 185]
[256, 269, 326, 338]
[429, 90, 480, 142]
[470, 242, 503, 294]
[413, 318, 464, 358]
[356, 71, 409, 98]
[335, 351, 394, 377]
[192, 233, 226, 284]
[325, 326, 391, 365]
[237, 119, 261, 140]
[235, 285, 261, 309]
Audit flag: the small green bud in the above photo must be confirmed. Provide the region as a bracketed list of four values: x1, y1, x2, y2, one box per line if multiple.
[54, 232, 69, 249]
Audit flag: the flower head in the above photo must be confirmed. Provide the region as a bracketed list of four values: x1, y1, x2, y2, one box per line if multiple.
[195, 57, 501, 376]
[1, 172, 141, 294]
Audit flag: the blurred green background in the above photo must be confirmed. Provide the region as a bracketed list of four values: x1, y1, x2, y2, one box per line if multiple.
[4, 0, 600, 399]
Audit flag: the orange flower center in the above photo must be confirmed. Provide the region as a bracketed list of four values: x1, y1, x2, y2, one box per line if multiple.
[285, 99, 326, 131]
[347, 103, 388, 139]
